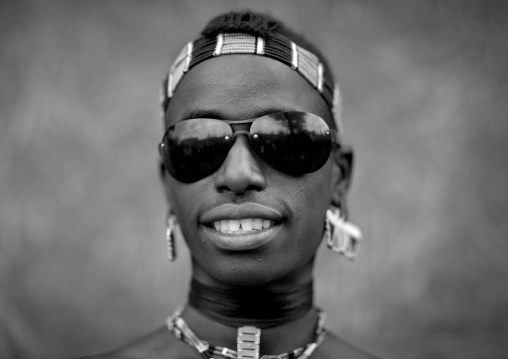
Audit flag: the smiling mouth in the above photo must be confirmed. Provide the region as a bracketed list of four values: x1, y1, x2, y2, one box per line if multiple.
[210, 218, 276, 234]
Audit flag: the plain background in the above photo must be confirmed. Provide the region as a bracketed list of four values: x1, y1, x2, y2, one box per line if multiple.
[1, 1, 507, 358]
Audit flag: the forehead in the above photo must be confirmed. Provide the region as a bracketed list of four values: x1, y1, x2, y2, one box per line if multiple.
[165, 55, 330, 126]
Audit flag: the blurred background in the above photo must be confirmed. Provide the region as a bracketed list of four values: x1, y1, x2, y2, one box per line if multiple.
[1, 0, 507, 358]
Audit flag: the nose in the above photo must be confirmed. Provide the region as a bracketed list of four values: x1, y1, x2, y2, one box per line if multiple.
[214, 135, 266, 195]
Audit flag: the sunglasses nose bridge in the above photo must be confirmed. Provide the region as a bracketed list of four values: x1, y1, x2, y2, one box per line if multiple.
[231, 130, 255, 146]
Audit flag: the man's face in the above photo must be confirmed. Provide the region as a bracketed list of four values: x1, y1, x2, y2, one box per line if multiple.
[163, 55, 342, 287]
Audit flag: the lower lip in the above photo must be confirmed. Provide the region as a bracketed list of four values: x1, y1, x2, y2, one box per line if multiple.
[201, 224, 282, 251]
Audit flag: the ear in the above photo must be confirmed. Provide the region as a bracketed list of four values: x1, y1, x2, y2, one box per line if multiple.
[329, 144, 354, 218]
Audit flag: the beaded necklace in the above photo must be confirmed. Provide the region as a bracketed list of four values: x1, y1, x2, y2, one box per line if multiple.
[166, 307, 327, 359]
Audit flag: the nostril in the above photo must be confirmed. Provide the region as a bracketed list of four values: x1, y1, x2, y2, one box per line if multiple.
[217, 184, 260, 195]
[231, 185, 261, 196]
[216, 178, 265, 195]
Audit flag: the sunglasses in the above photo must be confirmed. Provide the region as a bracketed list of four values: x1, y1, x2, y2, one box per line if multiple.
[159, 111, 340, 183]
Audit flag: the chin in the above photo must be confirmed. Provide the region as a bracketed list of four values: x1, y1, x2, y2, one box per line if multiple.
[204, 254, 294, 287]
[187, 221, 322, 287]
[202, 248, 317, 288]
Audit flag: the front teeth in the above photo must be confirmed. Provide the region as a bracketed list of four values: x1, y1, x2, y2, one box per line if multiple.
[212, 218, 274, 233]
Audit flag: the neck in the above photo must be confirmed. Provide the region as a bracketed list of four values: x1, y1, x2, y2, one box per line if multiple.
[181, 259, 320, 355]
[188, 278, 314, 328]
[180, 267, 319, 355]
[180, 304, 319, 356]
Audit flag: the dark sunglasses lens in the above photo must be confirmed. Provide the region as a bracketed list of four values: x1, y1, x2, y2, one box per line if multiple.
[161, 119, 233, 183]
[251, 112, 332, 175]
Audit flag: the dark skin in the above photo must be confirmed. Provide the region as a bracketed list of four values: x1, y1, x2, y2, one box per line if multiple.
[164, 55, 342, 290]
[79, 55, 379, 358]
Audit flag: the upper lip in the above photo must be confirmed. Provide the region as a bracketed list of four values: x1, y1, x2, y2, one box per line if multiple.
[200, 203, 284, 224]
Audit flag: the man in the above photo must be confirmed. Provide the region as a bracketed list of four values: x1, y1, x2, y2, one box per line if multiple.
[79, 10, 378, 359]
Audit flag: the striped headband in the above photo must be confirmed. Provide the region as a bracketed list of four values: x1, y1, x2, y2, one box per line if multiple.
[160, 32, 343, 136]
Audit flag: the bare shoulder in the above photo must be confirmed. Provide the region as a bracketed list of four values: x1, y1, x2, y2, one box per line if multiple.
[314, 331, 383, 359]
[74, 326, 198, 359]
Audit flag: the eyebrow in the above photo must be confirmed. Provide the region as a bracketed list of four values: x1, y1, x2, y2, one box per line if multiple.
[180, 107, 297, 122]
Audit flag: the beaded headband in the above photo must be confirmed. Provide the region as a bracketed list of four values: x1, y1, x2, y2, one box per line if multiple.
[160, 32, 343, 136]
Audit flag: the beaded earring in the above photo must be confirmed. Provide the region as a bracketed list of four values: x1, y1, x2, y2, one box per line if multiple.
[324, 205, 362, 260]
[166, 213, 177, 261]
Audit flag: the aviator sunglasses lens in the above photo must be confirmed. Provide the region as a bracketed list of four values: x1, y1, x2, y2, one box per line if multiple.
[160, 112, 336, 183]
[160, 119, 233, 183]
[250, 112, 333, 175]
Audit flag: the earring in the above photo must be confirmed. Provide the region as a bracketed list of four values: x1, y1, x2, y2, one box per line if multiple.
[324, 206, 362, 260]
[166, 213, 177, 261]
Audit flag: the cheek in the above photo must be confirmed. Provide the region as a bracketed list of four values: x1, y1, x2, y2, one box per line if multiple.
[298, 160, 332, 210]
[280, 162, 332, 248]
[164, 178, 204, 228]
[166, 183, 206, 256]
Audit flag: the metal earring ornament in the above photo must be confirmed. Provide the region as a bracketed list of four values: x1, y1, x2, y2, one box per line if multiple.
[166, 214, 177, 261]
[325, 205, 362, 260]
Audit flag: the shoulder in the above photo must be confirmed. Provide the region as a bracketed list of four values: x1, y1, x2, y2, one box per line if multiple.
[74, 328, 385, 359]
[314, 331, 384, 359]
[74, 326, 198, 359]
